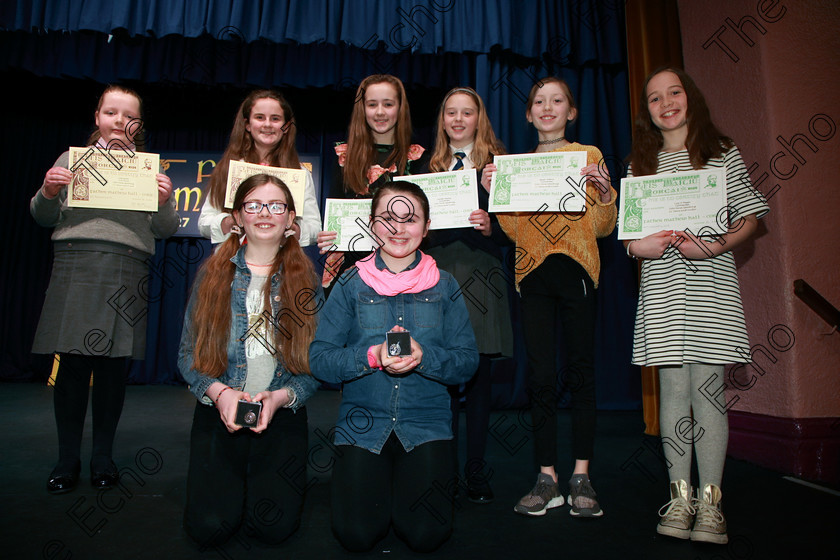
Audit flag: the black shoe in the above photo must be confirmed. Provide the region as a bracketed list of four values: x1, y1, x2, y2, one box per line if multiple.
[47, 461, 81, 494]
[466, 476, 495, 504]
[448, 477, 462, 500]
[90, 459, 119, 490]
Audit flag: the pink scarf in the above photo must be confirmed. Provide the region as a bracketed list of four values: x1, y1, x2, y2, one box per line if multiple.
[355, 251, 440, 295]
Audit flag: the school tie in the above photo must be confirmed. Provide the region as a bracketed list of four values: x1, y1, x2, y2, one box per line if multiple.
[452, 151, 466, 171]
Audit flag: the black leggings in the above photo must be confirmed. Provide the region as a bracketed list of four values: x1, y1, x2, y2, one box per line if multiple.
[183, 402, 309, 549]
[53, 353, 128, 469]
[519, 254, 597, 466]
[450, 354, 493, 477]
[331, 433, 454, 553]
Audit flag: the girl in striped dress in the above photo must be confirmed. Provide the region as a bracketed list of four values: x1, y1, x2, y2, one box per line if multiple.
[625, 67, 769, 545]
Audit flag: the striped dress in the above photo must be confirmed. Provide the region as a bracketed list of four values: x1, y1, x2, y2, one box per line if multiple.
[630, 146, 769, 366]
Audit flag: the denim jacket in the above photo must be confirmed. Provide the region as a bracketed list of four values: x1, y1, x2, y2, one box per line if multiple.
[178, 246, 322, 409]
[309, 251, 479, 453]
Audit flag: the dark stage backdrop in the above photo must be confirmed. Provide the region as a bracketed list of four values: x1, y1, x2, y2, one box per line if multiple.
[0, 0, 640, 410]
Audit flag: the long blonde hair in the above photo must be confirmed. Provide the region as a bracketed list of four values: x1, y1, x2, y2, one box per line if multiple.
[429, 87, 505, 171]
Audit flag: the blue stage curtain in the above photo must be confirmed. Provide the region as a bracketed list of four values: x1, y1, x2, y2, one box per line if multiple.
[2, 0, 623, 59]
[0, 0, 640, 410]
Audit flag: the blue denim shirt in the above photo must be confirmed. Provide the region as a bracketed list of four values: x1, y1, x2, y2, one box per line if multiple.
[309, 251, 479, 453]
[178, 246, 322, 409]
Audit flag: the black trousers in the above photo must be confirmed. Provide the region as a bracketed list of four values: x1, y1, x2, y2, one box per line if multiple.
[331, 433, 455, 553]
[519, 254, 597, 466]
[53, 353, 128, 470]
[183, 402, 309, 549]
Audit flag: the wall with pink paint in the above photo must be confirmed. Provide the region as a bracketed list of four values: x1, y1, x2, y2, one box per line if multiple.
[676, 0, 840, 418]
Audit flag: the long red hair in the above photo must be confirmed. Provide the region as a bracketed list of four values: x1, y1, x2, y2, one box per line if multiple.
[189, 174, 318, 377]
[342, 74, 413, 195]
[208, 90, 302, 210]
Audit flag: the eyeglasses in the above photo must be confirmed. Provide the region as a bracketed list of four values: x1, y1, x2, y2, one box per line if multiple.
[242, 201, 288, 215]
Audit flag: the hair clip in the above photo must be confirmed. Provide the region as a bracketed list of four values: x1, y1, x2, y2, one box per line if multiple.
[230, 224, 242, 235]
[284, 227, 295, 238]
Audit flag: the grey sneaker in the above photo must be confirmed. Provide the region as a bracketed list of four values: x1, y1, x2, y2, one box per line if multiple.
[657, 480, 695, 539]
[514, 473, 564, 516]
[690, 483, 728, 544]
[567, 474, 603, 517]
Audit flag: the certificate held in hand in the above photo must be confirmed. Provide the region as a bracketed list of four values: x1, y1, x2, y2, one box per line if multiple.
[618, 168, 727, 240]
[488, 152, 588, 213]
[322, 199, 378, 252]
[395, 169, 479, 230]
[225, 160, 306, 214]
[67, 146, 159, 212]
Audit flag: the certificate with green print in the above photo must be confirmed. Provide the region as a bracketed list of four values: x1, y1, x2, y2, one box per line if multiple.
[225, 160, 306, 213]
[488, 152, 588, 213]
[323, 198, 378, 252]
[618, 168, 726, 239]
[395, 169, 478, 230]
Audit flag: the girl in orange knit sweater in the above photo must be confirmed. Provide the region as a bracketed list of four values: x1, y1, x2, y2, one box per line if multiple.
[484, 77, 616, 518]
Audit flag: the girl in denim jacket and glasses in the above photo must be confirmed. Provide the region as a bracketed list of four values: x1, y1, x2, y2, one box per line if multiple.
[179, 174, 322, 548]
[310, 181, 478, 553]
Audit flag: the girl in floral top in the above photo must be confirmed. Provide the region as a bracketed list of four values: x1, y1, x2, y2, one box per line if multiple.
[317, 74, 428, 288]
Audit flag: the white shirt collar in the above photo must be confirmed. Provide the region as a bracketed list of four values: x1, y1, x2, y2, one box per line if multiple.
[449, 143, 474, 170]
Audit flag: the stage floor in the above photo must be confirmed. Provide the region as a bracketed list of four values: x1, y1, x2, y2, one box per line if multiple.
[1, 383, 836, 559]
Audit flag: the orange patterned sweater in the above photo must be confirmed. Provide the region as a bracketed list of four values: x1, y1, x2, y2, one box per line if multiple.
[496, 142, 617, 290]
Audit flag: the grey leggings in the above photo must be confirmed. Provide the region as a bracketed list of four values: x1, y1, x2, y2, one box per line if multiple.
[658, 364, 728, 489]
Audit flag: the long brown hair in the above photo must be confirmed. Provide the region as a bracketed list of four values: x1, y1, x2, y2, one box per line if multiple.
[208, 90, 302, 210]
[189, 174, 318, 377]
[343, 74, 413, 195]
[628, 67, 733, 176]
[87, 85, 146, 151]
[428, 87, 505, 172]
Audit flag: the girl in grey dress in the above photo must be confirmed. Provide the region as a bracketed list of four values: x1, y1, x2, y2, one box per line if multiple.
[31, 85, 179, 494]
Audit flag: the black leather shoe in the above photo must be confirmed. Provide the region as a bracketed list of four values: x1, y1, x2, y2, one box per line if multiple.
[47, 462, 81, 494]
[91, 460, 119, 490]
[466, 476, 495, 504]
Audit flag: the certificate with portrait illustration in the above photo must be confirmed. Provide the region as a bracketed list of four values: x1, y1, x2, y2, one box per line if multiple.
[67, 146, 159, 211]
[395, 169, 479, 230]
[322, 199, 378, 252]
[225, 160, 306, 214]
[488, 151, 588, 213]
[618, 168, 727, 239]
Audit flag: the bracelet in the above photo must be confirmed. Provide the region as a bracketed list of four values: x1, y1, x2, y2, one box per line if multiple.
[367, 346, 382, 369]
[214, 386, 231, 405]
[626, 241, 639, 260]
[283, 387, 298, 409]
